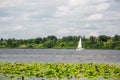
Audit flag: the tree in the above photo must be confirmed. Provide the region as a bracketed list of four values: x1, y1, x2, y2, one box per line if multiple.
[43, 40, 56, 48]
[7, 39, 13, 48]
[0, 41, 7, 48]
[34, 37, 42, 44]
[113, 35, 120, 41]
[98, 35, 111, 42]
[47, 35, 57, 41]
[89, 36, 97, 44]
[0, 35, 119, 49]
[104, 40, 113, 48]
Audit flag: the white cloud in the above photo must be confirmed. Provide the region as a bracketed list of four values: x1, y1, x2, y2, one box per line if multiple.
[13, 25, 26, 31]
[0, 0, 119, 39]
[96, 3, 110, 11]
[0, 0, 25, 8]
[68, 0, 88, 6]
[0, 0, 64, 9]
[55, 6, 71, 17]
[55, 0, 110, 18]
[88, 13, 104, 20]
[91, 0, 108, 4]
[89, 32, 99, 37]
[68, 0, 78, 6]
[0, 16, 13, 21]
[17, 12, 38, 20]
[0, 1, 13, 8]
[68, 0, 108, 6]
[56, 27, 80, 36]
[104, 11, 120, 20]
[57, 28, 70, 34]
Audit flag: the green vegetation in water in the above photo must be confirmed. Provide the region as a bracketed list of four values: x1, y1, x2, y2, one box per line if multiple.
[0, 62, 120, 80]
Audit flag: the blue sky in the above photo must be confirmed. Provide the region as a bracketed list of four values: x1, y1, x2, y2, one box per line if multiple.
[0, 0, 120, 39]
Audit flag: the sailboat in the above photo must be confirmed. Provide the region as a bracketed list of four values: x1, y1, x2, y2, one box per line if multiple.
[76, 37, 84, 50]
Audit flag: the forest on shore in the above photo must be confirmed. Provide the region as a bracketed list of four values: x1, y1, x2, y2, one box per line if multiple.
[0, 34, 120, 49]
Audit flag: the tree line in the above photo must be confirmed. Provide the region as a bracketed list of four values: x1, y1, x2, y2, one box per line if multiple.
[0, 35, 120, 49]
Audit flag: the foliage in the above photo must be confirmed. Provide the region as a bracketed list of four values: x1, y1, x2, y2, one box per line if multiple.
[0, 62, 120, 80]
[0, 35, 120, 49]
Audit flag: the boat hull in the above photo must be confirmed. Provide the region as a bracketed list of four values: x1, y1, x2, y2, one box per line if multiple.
[76, 48, 84, 50]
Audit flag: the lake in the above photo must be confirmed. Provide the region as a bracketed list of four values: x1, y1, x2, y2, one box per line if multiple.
[0, 49, 120, 63]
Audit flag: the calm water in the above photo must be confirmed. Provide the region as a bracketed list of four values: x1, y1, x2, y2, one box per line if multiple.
[0, 49, 120, 63]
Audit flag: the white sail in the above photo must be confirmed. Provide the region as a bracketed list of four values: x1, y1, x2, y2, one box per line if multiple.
[76, 37, 84, 50]
[77, 37, 82, 48]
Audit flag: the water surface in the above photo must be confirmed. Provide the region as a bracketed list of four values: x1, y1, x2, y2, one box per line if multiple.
[0, 49, 120, 63]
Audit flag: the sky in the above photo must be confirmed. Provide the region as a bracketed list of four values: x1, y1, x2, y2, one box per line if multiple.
[0, 0, 120, 39]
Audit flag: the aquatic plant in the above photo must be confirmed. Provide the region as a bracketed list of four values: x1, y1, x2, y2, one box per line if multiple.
[0, 62, 120, 80]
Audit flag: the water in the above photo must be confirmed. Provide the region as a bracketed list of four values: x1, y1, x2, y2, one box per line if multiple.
[0, 49, 120, 80]
[0, 49, 120, 63]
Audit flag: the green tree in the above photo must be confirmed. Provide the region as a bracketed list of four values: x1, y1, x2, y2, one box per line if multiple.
[34, 37, 42, 44]
[104, 40, 113, 49]
[89, 36, 97, 44]
[47, 35, 57, 41]
[112, 35, 120, 41]
[0, 41, 7, 48]
[43, 40, 56, 48]
[0, 35, 119, 49]
[98, 35, 111, 42]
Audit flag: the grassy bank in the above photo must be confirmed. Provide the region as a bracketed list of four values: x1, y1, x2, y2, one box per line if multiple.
[0, 62, 120, 80]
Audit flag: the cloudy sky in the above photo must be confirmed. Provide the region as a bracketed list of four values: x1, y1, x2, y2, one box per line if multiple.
[0, 0, 120, 39]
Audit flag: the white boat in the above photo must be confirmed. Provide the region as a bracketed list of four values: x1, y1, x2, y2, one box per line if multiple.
[76, 37, 84, 50]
